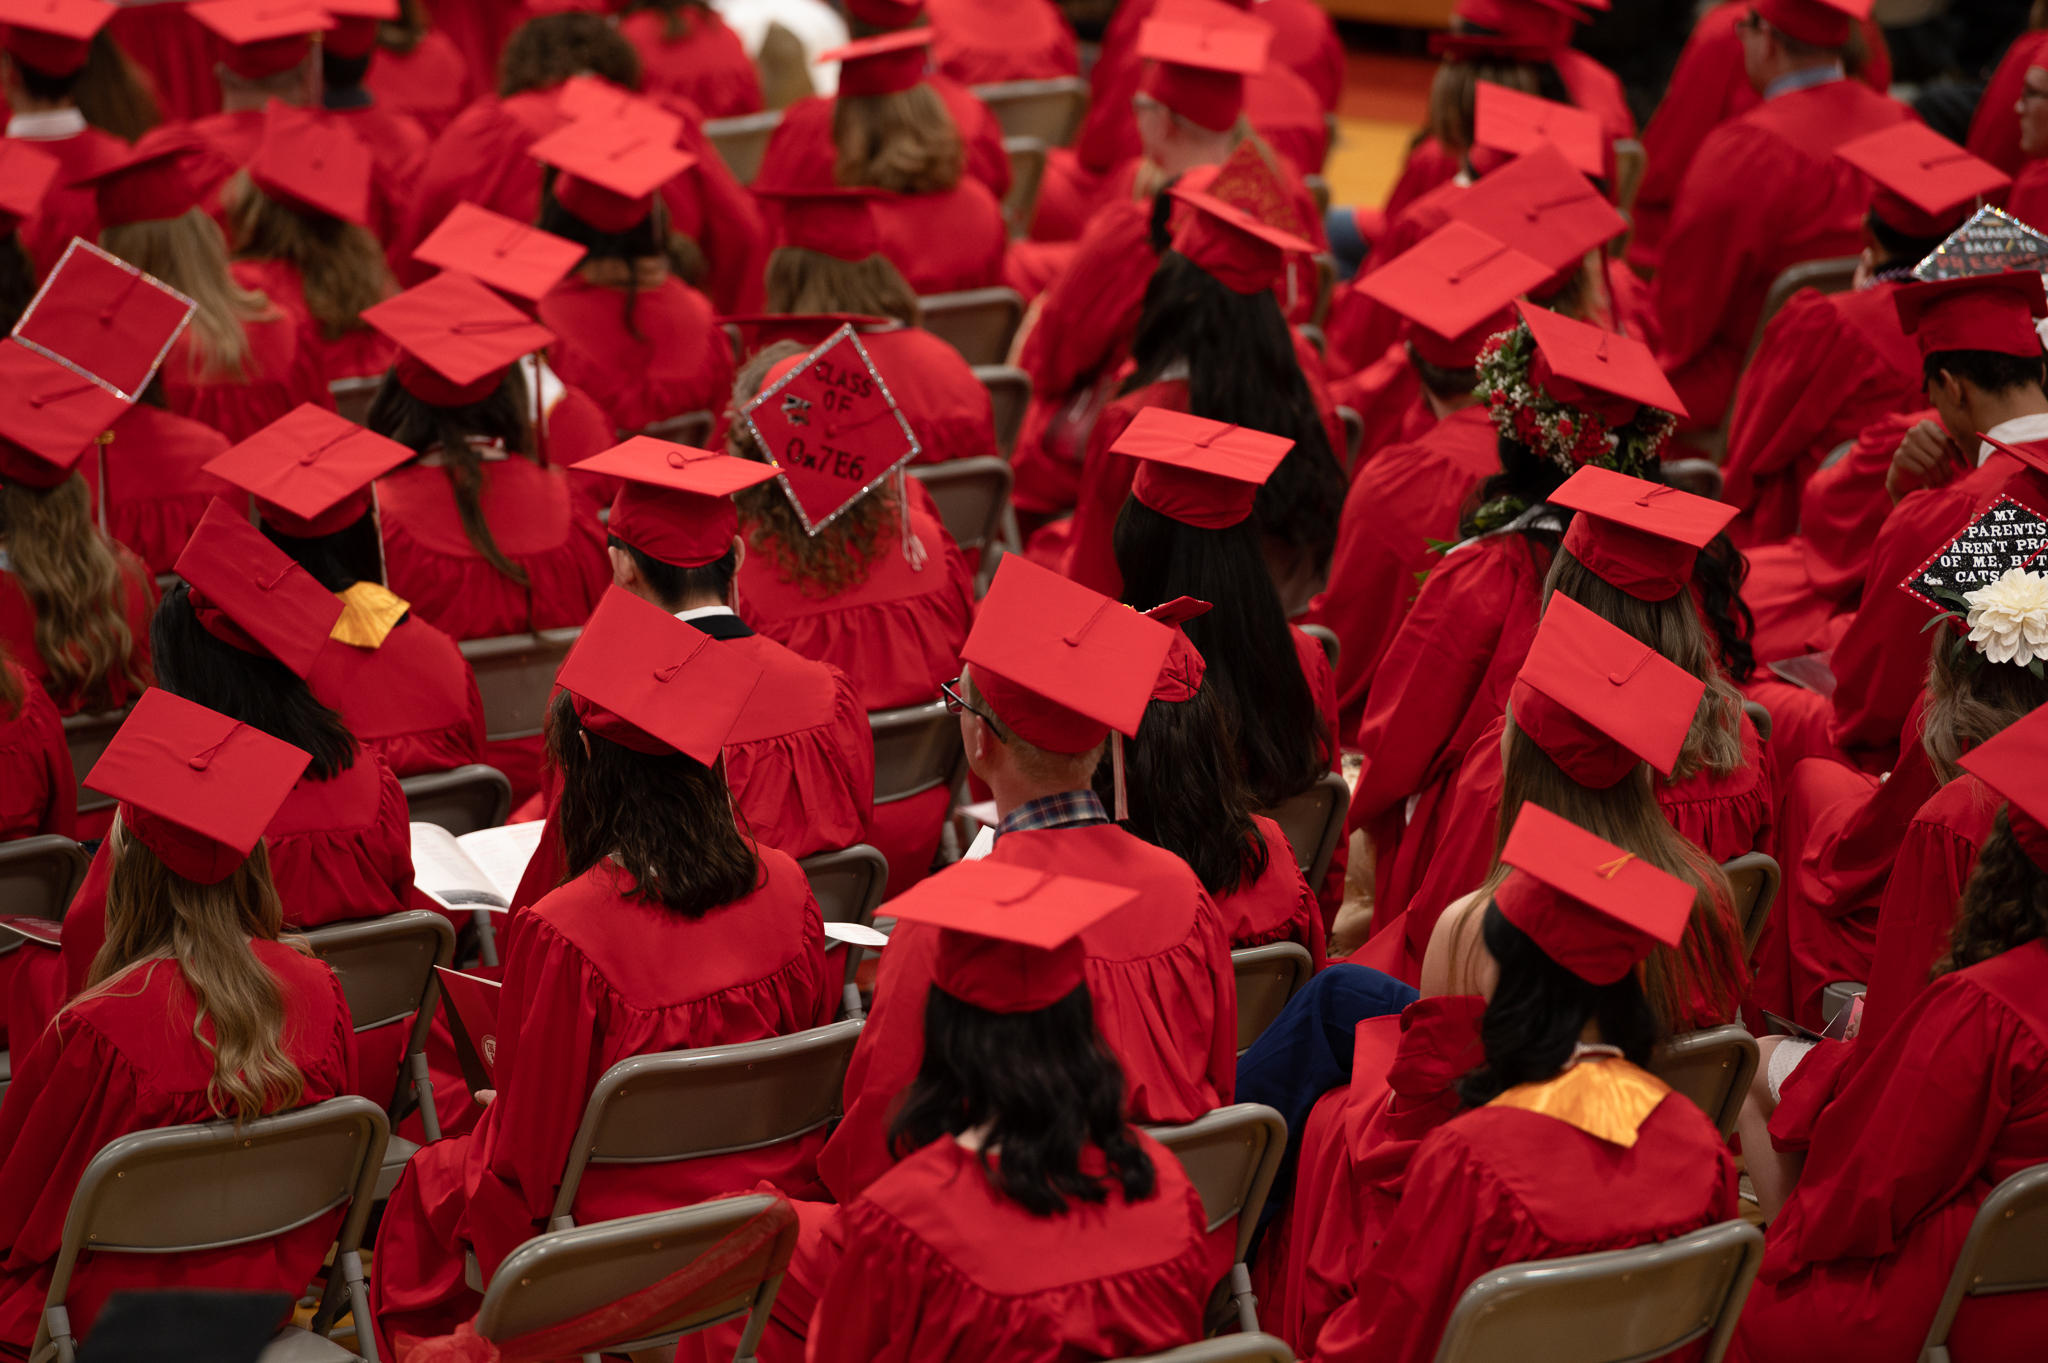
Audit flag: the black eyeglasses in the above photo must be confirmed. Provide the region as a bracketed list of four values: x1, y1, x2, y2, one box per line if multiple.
[941, 677, 1007, 742]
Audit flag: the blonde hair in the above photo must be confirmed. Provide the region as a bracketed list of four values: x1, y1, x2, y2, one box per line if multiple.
[100, 209, 272, 382]
[763, 245, 922, 324]
[832, 85, 964, 193]
[1923, 627, 2048, 783]
[81, 821, 310, 1123]
[0, 475, 147, 712]
[226, 171, 392, 342]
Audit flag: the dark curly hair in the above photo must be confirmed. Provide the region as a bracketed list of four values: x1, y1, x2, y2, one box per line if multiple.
[1936, 810, 2048, 979]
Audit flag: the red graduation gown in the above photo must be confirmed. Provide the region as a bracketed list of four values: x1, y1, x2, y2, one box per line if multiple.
[2005, 156, 2048, 231]
[870, 182, 1010, 297]
[368, 853, 835, 1357]
[926, 0, 1079, 86]
[105, 4, 221, 121]
[365, 32, 480, 141]
[76, 403, 233, 575]
[1652, 79, 1912, 430]
[308, 615, 488, 779]
[0, 945, 356, 1354]
[752, 78, 1012, 202]
[858, 325, 998, 464]
[0, 664, 72, 843]
[0, 549, 156, 717]
[819, 823, 1237, 1203]
[317, 103, 431, 252]
[230, 257, 398, 385]
[809, 1134, 1225, 1363]
[618, 8, 764, 119]
[538, 275, 734, 435]
[1966, 28, 2048, 179]
[1220, 815, 1327, 972]
[1323, 343, 1431, 477]
[157, 312, 338, 445]
[7, 124, 126, 280]
[1737, 941, 2048, 1363]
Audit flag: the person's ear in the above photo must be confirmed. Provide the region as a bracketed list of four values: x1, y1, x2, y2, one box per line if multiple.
[607, 544, 638, 590]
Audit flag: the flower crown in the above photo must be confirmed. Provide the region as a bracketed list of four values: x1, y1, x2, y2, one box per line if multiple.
[1925, 567, 2048, 677]
[1475, 322, 1678, 477]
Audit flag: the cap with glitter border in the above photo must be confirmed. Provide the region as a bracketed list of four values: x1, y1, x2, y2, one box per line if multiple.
[412, 203, 585, 304]
[1110, 407, 1295, 530]
[1473, 82, 1606, 181]
[1517, 299, 1688, 423]
[0, 0, 112, 76]
[1143, 596, 1210, 703]
[1136, 0, 1271, 134]
[1493, 801, 1693, 983]
[961, 554, 1176, 754]
[1754, 0, 1870, 49]
[249, 102, 373, 227]
[573, 436, 779, 568]
[1835, 123, 2007, 242]
[319, 0, 396, 58]
[1509, 593, 1706, 787]
[531, 114, 695, 235]
[174, 498, 347, 677]
[752, 185, 883, 263]
[1166, 182, 1317, 295]
[203, 403, 413, 538]
[739, 325, 920, 533]
[1958, 703, 2048, 872]
[0, 139, 61, 237]
[362, 271, 557, 407]
[70, 133, 204, 226]
[188, 0, 333, 78]
[556, 586, 767, 764]
[86, 688, 311, 884]
[1893, 271, 2047, 360]
[1355, 220, 1549, 369]
[1446, 142, 1628, 275]
[888, 860, 1139, 1014]
[817, 28, 932, 98]
[1551, 466, 1738, 601]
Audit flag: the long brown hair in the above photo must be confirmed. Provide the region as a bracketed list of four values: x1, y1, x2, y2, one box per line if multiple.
[100, 210, 271, 382]
[1428, 57, 1557, 157]
[81, 823, 309, 1123]
[226, 172, 391, 341]
[832, 85, 964, 193]
[0, 637, 23, 720]
[762, 246, 921, 324]
[1923, 628, 2048, 783]
[0, 475, 147, 711]
[498, 12, 641, 97]
[1937, 810, 2048, 977]
[74, 30, 162, 142]
[365, 368, 536, 587]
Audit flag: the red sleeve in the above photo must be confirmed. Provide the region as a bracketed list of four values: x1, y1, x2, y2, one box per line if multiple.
[1062, 393, 1153, 596]
[1653, 122, 1785, 371]
[0, 672, 75, 841]
[1017, 201, 1153, 399]
[1857, 792, 1994, 1050]
[819, 921, 943, 1203]
[1633, 8, 1748, 216]
[669, 117, 770, 316]
[1724, 293, 1859, 497]
[1827, 489, 1968, 758]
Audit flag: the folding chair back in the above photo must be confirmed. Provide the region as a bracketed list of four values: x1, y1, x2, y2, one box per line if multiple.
[869, 701, 964, 805]
[1648, 1024, 1759, 1140]
[1745, 256, 1857, 378]
[1003, 136, 1048, 238]
[458, 628, 582, 743]
[1146, 1103, 1289, 1334]
[329, 375, 383, 426]
[62, 709, 128, 817]
[1117, 1337, 1296, 1363]
[1719, 851, 1780, 959]
[1298, 624, 1340, 671]
[1740, 699, 1773, 744]
[30, 1097, 390, 1363]
[1257, 771, 1350, 889]
[702, 109, 783, 185]
[400, 764, 514, 835]
[1335, 405, 1363, 471]
[918, 287, 1025, 365]
[475, 1195, 799, 1358]
[550, 1020, 863, 1227]
[974, 363, 1032, 458]
[639, 410, 714, 447]
[304, 911, 455, 1107]
[968, 76, 1088, 145]
[1431, 1220, 1763, 1363]
[0, 835, 89, 924]
[1920, 1163, 2048, 1363]
[1232, 943, 1313, 1055]
[909, 457, 1013, 558]
[798, 847, 889, 1019]
[1613, 138, 1646, 218]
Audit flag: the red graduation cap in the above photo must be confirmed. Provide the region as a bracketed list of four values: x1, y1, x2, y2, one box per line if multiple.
[1455, 0, 1596, 46]
[1136, 0, 1271, 133]
[1551, 466, 1738, 601]
[249, 102, 373, 227]
[1109, 406, 1295, 530]
[817, 27, 933, 98]
[0, 139, 62, 237]
[843, 0, 922, 28]
[86, 688, 311, 884]
[1958, 703, 2048, 872]
[1201, 138, 1316, 242]
[1510, 592, 1705, 787]
[754, 186, 882, 263]
[70, 132, 205, 227]
[188, 0, 333, 77]
[532, 112, 695, 235]
[1473, 82, 1606, 181]
[556, 585, 767, 765]
[1493, 801, 1693, 984]
[573, 436, 779, 568]
[1892, 270, 2047, 360]
[362, 270, 557, 407]
[888, 860, 1139, 1014]
[1753, 0, 1870, 48]
[1166, 182, 1316, 295]
[1143, 596, 1211, 703]
[1447, 142, 1627, 276]
[319, 0, 397, 59]
[203, 403, 414, 537]
[0, 0, 113, 76]
[175, 497, 347, 676]
[412, 203, 586, 304]
[1517, 299, 1687, 423]
[1354, 220, 1549, 369]
[961, 554, 1176, 754]
[1835, 123, 2008, 242]
[738, 323, 919, 533]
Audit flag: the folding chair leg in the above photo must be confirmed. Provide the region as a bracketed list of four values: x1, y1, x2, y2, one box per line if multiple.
[1230, 1262, 1259, 1335]
[732, 1272, 787, 1363]
[339, 1249, 380, 1363]
[409, 1051, 441, 1142]
[473, 908, 500, 967]
[31, 1305, 73, 1363]
[842, 981, 865, 1022]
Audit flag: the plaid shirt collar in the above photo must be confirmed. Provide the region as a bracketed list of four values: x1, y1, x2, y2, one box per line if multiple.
[996, 789, 1109, 839]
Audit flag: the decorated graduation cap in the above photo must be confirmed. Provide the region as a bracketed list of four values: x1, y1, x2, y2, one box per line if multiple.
[0, 0, 114, 76]
[175, 498, 347, 676]
[249, 102, 373, 227]
[86, 688, 311, 884]
[1110, 406, 1294, 529]
[739, 323, 920, 533]
[362, 270, 557, 407]
[412, 203, 586, 305]
[1473, 82, 1606, 181]
[1753, 0, 1870, 48]
[1135, 0, 1270, 134]
[1912, 205, 2048, 283]
[0, 139, 61, 237]
[0, 239, 194, 487]
[1493, 802, 1692, 983]
[1447, 142, 1628, 277]
[753, 185, 883, 263]
[1519, 301, 1685, 418]
[203, 402, 413, 538]
[1165, 182, 1317, 295]
[1201, 138, 1317, 243]
[1835, 123, 2008, 243]
[1958, 703, 2048, 871]
[188, 0, 333, 78]
[817, 27, 933, 98]
[1510, 593, 1705, 787]
[1551, 466, 1738, 602]
[573, 436, 779, 568]
[889, 861, 1138, 1014]
[1144, 597, 1211, 703]
[556, 585, 767, 764]
[531, 111, 695, 235]
[1354, 220, 1548, 369]
[71, 133, 205, 227]
[1900, 487, 2048, 671]
[962, 554, 1176, 754]
[319, 0, 397, 59]
[1892, 270, 2048, 360]
[1479, 300, 1683, 476]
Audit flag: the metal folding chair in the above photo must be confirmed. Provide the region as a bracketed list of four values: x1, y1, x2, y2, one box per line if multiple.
[457, 629, 582, 745]
[869, 701, 965, 808]
[1919, 1163, 2048, 1362]
[799, 845, 889, 1019]
[702, 109, 783, 185]
[967, 76, 1088, 145]
[1118, 1337, 1295, 1363]
[1257, 771, 1350, 889]
[1145, 1103, 1289, 1335]
[909, 456, 1015, 592]
[918, 287, 1025, 366]
[61, 709, 128, 820]
[329, 376, 383, 427]
[1002, 136, 1048, 238]
[1648, 1024, 1759, 1140]
[0, 835, 89, 924]
[638, 410, 714, 447]
[1231, 943, 1314, 1056]
[399, 764, 514, 836]
[1719, 851, 1780, 959]
[1298, 624, 1340, 671]
[973, 363, 1032, 459]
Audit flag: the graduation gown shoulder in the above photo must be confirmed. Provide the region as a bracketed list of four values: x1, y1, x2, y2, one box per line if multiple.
[861, 325, 998, 465]
[1218, 814, 1327, 971]
[618, 7, 764, 118]
[392, 92, 567, 278]
[868, 181, 1010, 297]
[157, 308, 338, 444]
[229, 257, 397, 384]
[1062, 377, 1189, 596]
[753, 80, 1011, 201]
[716, 630, 877, 861]
[926, 0, 1078, 85]
[811, 1133, 1226, 1363]
[365, 30, 477, 138]
[0, 547, 156, 717]
[0, 663, 73, 842]
[80, 403, 234, 575]
[537, 275, 735, 435]
[309, 613, 488, 778]
[9, 125, 126, 278]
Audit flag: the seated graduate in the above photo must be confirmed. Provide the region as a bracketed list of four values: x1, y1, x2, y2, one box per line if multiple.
[778, 863, 1230, 1363]
[1735, 702, 2048, 1362]
[616, 0, 764, 118]
[314, 6, 432, 251]
[202, 404, 487, 778]
[1306, 805, 1739, 1363]
[818, 554, 1237, 1203]
[0, 641, 71, 844]
[0, 689, 356, 1356]
[368, 587, 836, 1359]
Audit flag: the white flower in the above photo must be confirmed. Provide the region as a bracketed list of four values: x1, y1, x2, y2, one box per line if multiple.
[1964, 567, 2048, 666]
